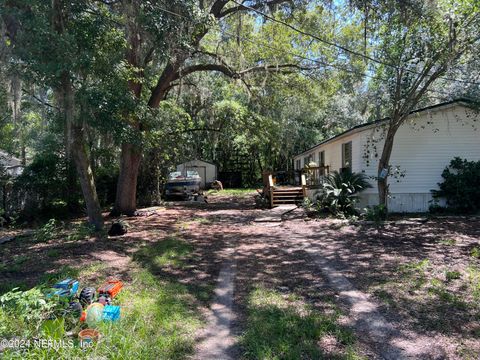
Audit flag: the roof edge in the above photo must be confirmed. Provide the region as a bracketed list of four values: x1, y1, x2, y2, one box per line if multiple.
[293, 99, 474, 158]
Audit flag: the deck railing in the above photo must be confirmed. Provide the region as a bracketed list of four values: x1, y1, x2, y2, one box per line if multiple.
[262, 166, 330, 190]
[302, 166, 330, 187]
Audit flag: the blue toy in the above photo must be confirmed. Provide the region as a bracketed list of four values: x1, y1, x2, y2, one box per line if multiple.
[102, 305, 121, 322]
[47, 278, 80, 298]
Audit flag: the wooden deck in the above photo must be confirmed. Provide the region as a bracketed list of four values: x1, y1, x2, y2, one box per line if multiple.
[270, 187, 304, 207]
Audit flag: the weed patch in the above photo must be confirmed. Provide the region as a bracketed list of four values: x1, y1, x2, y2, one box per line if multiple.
[240, 286, 362, 360]
[134, 236, 193, 269]
[439, 238, 456, 246]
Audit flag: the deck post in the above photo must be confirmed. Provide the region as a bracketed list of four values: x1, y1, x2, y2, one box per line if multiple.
[301, 174, 307, 199]
[268, 174, 274, 208]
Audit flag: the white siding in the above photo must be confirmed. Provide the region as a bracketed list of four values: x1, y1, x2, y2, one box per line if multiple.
[359, 104, 480, 211]
[360, 105, 480, 192]
[293, 133, 362, 173]
[295, 103, 480, 212]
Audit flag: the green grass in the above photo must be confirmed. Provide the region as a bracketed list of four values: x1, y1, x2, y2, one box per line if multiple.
[206, 188, 256, 197]
[471, 247, 480, 259]
[398, 259, 430, 290]
[467, 265, 480, 299]
[0, 242, 203, 359]
[439, 238, 456, 246]
[134, 236, 193, 268]
[0, 268, 202, 359]
[445, 270, 462, 281]
[240, 286, 363, 360]
[46, 249, 60, 258]
[176, 217, 211, 230]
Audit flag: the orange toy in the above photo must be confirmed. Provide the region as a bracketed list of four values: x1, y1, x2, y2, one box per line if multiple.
[97, 279, 123, 299]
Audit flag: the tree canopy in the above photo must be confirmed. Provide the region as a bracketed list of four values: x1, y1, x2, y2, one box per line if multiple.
[0, 0, 479, 223]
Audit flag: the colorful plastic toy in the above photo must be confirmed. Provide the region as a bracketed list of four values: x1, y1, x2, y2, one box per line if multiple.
[102, 305, 121, 322]
[46, 278, 79, 298]
[85, 303, 104, 328]
[98, 279, 123, 299]
[79, 287, 96, 306]
[78, 328, 100, 344]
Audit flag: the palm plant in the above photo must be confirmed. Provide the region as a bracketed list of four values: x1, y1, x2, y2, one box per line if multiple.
[319, 171, 372, 215]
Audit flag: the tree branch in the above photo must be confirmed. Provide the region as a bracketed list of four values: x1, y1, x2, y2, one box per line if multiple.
[218, 0, 293, 18]
[176, 62, 317, 80]
[22, 88, 59, 110]
[166, 127, 221, 135]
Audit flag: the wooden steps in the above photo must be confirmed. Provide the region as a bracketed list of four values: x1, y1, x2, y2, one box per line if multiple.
[271, 187, 304, 207]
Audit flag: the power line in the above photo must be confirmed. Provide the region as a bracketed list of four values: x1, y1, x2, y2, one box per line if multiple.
[229, 0, 480, 86]
[153, 3, 480, 94]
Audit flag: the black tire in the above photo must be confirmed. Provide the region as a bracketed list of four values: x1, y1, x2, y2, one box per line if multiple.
[79, 287, 96, 307]
[66, 301, 83, 317]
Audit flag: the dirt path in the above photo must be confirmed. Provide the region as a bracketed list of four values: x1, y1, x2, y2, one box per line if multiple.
[191, 202, 377, 358]
[285, 229, 445, 359]
[3, 194, 477, 359]
[191, 200, 478, 359]
[194, 243, 237, 360]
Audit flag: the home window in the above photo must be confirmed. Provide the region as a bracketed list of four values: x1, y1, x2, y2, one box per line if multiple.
[319, 151, 325, 166]
[342, 141, 352, 170]
[296, 159, 301, 170]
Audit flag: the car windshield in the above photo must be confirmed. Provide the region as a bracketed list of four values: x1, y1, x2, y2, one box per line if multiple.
[168, 171, 183, 180]
[187, 170, 200, 178]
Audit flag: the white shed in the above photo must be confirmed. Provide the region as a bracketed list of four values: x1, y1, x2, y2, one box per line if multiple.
[176, 160, 217, 189]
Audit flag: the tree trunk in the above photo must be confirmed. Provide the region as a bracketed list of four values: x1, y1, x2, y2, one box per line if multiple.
[70, 123, 104, 230]
[112, 143, 142, 216]
[377, 124, 397, 209]
[62, 78, 104, 230]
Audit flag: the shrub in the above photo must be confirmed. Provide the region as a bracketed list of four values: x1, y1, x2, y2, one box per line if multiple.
[36, 218, 59, 243]
[317, 171, 372, 216]
[0, 287, 60, 337]
[364, 204, 388, 222]
[432, 157, 480, 214]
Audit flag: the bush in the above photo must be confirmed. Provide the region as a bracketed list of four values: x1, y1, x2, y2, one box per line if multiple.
[364, 204, 388, 222]
[0, 287, 60, 337]
[317, 171, 372, 216]
[432, 157, 480, 214]
[35, 218, 59, 243]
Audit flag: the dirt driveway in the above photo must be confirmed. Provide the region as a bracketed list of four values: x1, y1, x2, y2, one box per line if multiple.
[1, 193, 479, 359]
[191, 194, 480, 359]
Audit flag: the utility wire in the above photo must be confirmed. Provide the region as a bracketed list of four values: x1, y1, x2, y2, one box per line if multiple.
[153, 3, 479, 98]
[228, 0, 480, 86]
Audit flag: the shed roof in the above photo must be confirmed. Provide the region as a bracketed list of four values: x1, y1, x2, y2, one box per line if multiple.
[177, 159, 217, 167]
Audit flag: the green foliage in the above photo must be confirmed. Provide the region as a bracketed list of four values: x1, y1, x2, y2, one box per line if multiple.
[467, 266, 480, 300]
[317, 171, 372, 216]
[432, 157, 480, 214]
[66, 222, 96, 241]
[35, 219, 59, 243]
[0, 266, 203, 359]
[134, 236, 193, 269]
[439, 238, 456, 246]
[206, 188, 256, 197]
[364, 204, 388, 222]
[240, 286, 361, 360]
[471, 247, 480, 259]
[445, 270, 462, 282]
[0, 287, 59, 336]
